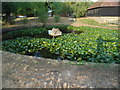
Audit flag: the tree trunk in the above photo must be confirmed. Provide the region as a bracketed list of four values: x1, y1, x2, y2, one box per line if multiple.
[5, 12, 11, 24]
[42, 22, 46, 27]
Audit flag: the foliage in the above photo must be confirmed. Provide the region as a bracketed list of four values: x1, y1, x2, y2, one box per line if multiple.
[2, 2, 17, 24]
[37, 3, 48, 24]
[2, 26, 119, 64]
[5, 25, 83, 39]
[2, 2, 94, 25]
[6, 28, 47, 39]
[66, 2, 93, 17]
[2, 2, 48, 25]
[21, 18, 28, 24]
[54, 15, 61, 22]
[52, 2, 63, 15]
[15, 2, 32, 16]
[51, 2, 65, 22]
[60, 2, 73, 16]
[50, 2, 93, 17]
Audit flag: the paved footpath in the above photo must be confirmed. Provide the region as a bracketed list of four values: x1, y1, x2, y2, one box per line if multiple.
[2, 51, 119, 88]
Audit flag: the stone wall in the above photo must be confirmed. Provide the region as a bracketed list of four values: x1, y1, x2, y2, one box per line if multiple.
[87, 17, 119, 24]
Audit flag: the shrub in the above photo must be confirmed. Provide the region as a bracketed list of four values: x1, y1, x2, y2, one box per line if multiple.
[9, 19, 15, 25]
[6, 25, 85, 40]
[6, 28, 47, 39]
[22, 18, 28, 24]
[54, 15, 61, 22]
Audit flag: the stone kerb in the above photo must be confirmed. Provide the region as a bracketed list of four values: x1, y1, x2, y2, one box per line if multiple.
[87, 17, 119, 23]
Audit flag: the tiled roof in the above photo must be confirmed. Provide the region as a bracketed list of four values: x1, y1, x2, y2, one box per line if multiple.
[88, 0, 120, 10]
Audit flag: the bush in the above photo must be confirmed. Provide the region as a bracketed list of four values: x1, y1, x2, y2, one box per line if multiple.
[54, 15, 61, 22]
[6, 25, 85, 40]
[6, 28, 47, 39]
[21, 18, 28, 24]
[9, 19, 15, 25]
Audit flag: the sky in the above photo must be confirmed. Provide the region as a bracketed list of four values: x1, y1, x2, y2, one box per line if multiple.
[91, 0, 98, 2]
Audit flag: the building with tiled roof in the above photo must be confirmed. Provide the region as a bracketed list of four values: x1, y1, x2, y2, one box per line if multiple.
[86, 0, 120, 16]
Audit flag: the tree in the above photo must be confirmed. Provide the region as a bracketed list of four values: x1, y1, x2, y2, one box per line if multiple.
[71, 2, 94, 17]
[30, 2, 41, 22]
[2, 2, 17, 24]
[2, 1, 94, 25]
[51, 2, 64, 22]
[37, 2, 48, 27]
[63, 1, 94, 18]
[2, 2, 31, 24]
[16, 2, 31, 16]
[59, 2, 73, 17]
[2, 2, 48, 26]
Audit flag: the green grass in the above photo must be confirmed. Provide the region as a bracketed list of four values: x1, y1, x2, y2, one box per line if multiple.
[79, 19, 118, 28]
[80, 19, 105, 25]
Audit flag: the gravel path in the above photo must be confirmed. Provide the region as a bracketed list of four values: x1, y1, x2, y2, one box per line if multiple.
[2, 51, 119, 88]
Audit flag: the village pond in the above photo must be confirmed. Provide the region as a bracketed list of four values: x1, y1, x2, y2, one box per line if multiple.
[1, 25, 119, 63]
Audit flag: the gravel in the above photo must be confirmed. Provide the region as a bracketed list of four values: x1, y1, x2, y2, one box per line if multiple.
[2, 51, 119, 88]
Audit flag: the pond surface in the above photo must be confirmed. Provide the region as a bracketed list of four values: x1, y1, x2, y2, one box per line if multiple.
[26, 30, 83, 60]
[2, 28, 83, 60]
[27, 50, 63, 61]
[38, 30, 83, 39]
